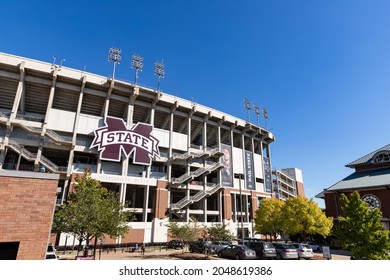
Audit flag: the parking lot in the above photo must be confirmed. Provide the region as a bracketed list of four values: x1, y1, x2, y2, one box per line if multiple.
[58, 247, 351, 260]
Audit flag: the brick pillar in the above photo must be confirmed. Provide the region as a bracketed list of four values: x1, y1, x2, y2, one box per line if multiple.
[250, 191, 258, 220]
[155, 180, 169, 219]
[223, 189, 232, 220]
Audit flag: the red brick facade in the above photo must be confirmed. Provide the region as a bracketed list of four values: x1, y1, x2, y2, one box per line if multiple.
[155, 180, 169, 219]
[0, 171, 59, 260]
[324, 189, 390, 219]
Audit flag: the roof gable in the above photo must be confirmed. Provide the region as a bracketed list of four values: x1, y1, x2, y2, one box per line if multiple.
[346, 144, 390, 167]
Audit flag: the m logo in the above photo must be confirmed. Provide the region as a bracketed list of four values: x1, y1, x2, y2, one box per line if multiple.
[91, 117, 160, 165]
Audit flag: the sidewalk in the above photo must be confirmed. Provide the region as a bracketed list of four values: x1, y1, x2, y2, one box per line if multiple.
[57, 248, 350, 260]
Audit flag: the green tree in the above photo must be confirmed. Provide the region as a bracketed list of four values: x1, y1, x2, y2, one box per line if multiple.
[254, 198, 284, 241]
[52, 169, 132, 256]
[333, 191, 390, 260]
[206, 224, 235, 242]
[167, 220, 200, 253]
[281, 196, 333, 240]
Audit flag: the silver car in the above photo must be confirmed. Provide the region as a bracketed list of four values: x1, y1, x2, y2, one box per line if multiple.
[272, 243, 299, 260]
[217, 245, 257, 260]
[210, 241, 230, 253]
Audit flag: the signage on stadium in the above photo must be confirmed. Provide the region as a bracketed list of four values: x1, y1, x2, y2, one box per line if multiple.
[91, 117, 160, 165]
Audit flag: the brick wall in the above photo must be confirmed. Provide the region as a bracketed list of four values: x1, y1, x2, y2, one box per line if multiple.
[121, 229, 145, 243]
[155, 180, 168, 219]
[324, 189, 390, 220]
[0, 171, 59, 260]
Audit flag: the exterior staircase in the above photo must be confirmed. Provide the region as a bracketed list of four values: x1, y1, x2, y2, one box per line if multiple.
[0, 112, 72, 144]
[171, 162, 223, 185]
[170, 147, 223, 161]
[6, 139, 67, 173]
[14, 115, 72, 144]
[169, 183, 222, 210]
[171, 150, 204, 160]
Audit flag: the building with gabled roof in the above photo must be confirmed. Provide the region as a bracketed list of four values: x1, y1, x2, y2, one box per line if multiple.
[316, 144, 390, 229]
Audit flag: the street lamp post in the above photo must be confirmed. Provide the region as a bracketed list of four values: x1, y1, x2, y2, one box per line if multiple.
[236, 173, 245, 244]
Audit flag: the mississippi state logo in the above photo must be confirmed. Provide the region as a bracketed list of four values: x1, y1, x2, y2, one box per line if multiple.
[91, 117, 160, 165]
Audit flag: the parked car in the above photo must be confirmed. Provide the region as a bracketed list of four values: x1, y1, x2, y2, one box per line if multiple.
[45, 253, 58, 260]
[272, 243, 299, 260]
[217, 245, 257, 260]
[210, 241, 230, 253]
[247, 241, 277, 259]
[189, 241, 214, 254]
[306, 242, 321, 252]
[45, 243, 58, 260]
[291, 243, 314, 260]
[166, 240, 183, 249]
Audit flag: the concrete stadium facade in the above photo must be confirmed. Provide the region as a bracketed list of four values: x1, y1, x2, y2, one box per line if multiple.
[0, 52, 276, 246]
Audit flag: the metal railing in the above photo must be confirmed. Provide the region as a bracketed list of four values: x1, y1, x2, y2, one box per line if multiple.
[6, 139, 68, 173]
[11, 114, 73, 144]
[171, 162, 222, 185]
[170, 183, 222, 210]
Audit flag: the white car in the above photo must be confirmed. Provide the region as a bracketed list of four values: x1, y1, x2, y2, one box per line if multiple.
[306, 242, 321, 252]
[292, 243, 314, 260]
[45, 243, 58, 260]
[45, 253, 58, 260]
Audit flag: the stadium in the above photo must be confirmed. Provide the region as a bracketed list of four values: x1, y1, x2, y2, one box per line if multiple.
[0, 52, 302, 255]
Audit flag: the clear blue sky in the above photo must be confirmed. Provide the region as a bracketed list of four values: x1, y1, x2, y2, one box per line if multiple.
[2, 1, 390, 207]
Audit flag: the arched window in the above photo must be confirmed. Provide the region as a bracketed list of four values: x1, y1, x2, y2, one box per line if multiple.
[373, 152, 390, 163]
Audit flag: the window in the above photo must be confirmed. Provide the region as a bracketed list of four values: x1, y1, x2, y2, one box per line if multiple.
[373, 152, 390, 163]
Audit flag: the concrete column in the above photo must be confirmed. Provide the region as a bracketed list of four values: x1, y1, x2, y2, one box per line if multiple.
[203, 120, 207, 149]
[102, 80, 114, 118]
[67, 75, 87, 179]
[218, 191, 223, 222]
[185, 188, 190, 222]
[233, 193, 237, 222]
[143, 185, 150, 222]
[150, 92, 161, 126]
[35, 69, 58, 170]
[187, 107, 195, 149]
[10, 61, 25, 121]
[127, 87, 139, 125]
[244, 194, 249, 222]
[167, 101, 177, 180]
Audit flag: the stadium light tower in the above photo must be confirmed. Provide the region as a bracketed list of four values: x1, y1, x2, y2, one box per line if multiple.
[253, 103, 260, 126]
[131, 54, 143, 85]
[243, 98, 251, 123]
[262, 108, 269, 129]
[108, 47, 122, 80]
[154, 60, 165, 92]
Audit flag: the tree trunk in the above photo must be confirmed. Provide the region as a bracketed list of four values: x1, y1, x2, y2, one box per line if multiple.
[93, 237, 98, 259]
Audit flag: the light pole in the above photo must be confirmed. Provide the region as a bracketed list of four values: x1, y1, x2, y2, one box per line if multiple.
[108, 47, 122, 80]
[262, 108, 269, 129]
[131, 54, 143, 85]
[154, 60, 165, 92]
[243, 98, 251, 123]
[253, 103, 260, 126]
[236, 173, 245, 244]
